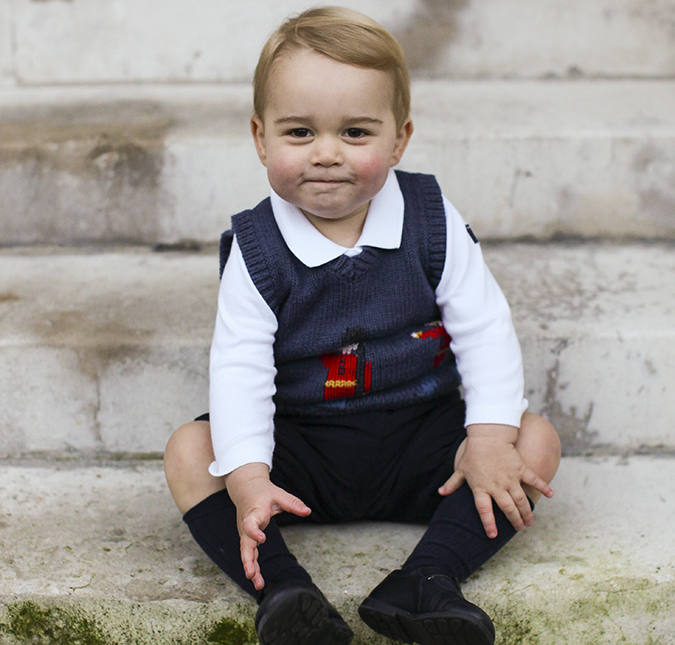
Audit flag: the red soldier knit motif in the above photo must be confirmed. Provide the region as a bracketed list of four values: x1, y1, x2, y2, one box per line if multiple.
[411, 322, 451, 367]
[321, 344, 372, 400]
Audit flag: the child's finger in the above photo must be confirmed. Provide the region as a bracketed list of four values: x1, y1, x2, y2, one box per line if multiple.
[241, 537, 266, 589]
[240, 535, 262, 581]
[247, 552, 265, 590]
[242, 551, 257, 580]
[512, 487, 534, 527]
[473, 491, 498, 538]
[241, 513, 268, 543]
[493, 490, 526, 532]
[522, 469, 554, 498]
[251, 570, 265, 591]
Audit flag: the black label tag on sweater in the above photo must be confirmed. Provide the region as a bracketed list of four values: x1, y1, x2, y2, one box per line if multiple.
[465, 224, 479, 244]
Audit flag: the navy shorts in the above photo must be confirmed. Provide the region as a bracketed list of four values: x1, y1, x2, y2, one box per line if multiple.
[195, 392, 466, 525]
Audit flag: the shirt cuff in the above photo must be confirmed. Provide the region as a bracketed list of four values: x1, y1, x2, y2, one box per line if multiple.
[207, 442, 274, 478]
[464, 399, 529, 429]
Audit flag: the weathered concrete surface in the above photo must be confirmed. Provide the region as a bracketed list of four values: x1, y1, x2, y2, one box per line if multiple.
[0, 85, 262, 246]
[0, 247, 217, 458]
[3, 0, 675, 85]
[486, 243, 675, 455]
[1, 81, 675, 245]
[408, 81, 675, 241]
[1, 243, 673, 459]
[0, 1, 12, 87]
[0, 457, 673, 644]
[389, 0, 675, 80]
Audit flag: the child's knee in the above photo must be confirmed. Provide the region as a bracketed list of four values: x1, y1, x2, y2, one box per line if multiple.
[519, 413, 561, 483]
[164, 420, 223, 514]
[163, 421, 213, 485]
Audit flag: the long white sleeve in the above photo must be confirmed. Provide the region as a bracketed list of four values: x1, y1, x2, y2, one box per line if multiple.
[435, 197, 528, 428]
[208, 237, 278, 477]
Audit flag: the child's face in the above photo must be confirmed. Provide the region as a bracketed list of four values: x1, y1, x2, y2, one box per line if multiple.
[251, 48, 413, 231]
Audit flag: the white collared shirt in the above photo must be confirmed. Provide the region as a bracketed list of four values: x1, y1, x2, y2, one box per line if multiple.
[271, 169, 404, 266]
[208, 169, 527, 477]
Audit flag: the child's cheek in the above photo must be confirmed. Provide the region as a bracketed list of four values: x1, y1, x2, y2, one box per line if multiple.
[353, 151, 393, 185]
[266, 154, 303, 194]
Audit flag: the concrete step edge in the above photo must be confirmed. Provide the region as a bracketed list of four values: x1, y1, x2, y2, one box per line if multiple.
[2, 81, 675, 244]
[0, 457, 673, 645]
[1, 243, 674, 458]
[3, 0, 675, 84]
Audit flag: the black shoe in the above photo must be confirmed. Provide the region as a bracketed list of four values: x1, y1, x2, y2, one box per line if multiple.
[358, 568, 495, 645]
[255, 582, 354, 645]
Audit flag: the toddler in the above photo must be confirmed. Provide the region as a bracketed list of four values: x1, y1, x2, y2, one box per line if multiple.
[164, 6, 561, 645]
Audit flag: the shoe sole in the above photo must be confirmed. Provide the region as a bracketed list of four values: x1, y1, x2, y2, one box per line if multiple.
[359, 597, 494, 645]
[257, 587, 353, 645]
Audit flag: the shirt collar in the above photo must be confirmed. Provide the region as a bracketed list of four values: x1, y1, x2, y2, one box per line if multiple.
[269, 169, 404, 268]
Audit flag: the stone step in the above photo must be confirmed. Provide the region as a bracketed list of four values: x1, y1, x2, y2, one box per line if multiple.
[1, 81, 674, 245]
[2, 0, 674, 86]
[1, 242, 673, 460]
[0, 457, 672, 644]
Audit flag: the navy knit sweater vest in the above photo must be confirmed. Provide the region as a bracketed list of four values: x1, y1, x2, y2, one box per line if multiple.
[219, 170, 461, 416]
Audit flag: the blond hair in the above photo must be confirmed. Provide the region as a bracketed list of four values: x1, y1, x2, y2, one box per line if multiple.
[253, 6, 411, 130]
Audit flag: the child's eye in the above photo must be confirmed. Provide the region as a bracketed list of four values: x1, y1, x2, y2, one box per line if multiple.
[344, 128, 368, 139]
[288, 128, 312, 138]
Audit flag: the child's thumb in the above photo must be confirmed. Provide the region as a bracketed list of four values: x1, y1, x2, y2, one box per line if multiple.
[274, 492, 312, 518]
[438, 471, 464, 496]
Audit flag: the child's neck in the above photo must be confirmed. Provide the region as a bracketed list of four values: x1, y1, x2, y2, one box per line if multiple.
[301, 203, 370, 248]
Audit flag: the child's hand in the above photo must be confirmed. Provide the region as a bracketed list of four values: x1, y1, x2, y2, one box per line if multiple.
[225, 463, 311, 590]
[439, 424, 552, 538]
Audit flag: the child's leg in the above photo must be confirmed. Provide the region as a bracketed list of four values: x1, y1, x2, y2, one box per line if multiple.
[164, 420, 353, 645]
[403, 412, 561, 579]
[360, 412, 560, 645]
[164, 421, 353, 645]
[163, 421, 312, 600]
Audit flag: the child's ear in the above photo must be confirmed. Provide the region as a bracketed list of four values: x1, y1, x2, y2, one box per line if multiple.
[390, 117, 414, 167]
[251, 116, 268, 167]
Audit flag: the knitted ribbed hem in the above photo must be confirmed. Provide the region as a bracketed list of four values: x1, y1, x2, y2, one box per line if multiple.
[218, 230, 235, 279]
[232, 200, 282, 312]
[395, 170, 447, 291]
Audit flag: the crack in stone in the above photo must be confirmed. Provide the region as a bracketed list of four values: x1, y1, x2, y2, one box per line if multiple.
[542, 358, 598, 455]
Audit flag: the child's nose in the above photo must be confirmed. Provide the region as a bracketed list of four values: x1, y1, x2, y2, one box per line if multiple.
[310, 136, 343, 166]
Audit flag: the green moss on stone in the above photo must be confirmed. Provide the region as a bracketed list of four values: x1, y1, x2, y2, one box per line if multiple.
[3, 601, 106, 645]
[493, 605, 541, 645]
[206, 617, 256, 645]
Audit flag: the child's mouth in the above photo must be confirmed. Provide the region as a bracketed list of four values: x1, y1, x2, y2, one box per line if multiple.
[304, 178, 349, 185]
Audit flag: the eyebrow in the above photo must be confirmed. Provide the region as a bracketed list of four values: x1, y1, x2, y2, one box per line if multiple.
[273, 116, 384, 126]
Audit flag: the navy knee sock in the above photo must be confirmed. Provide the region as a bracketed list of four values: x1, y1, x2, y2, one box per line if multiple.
[182, 489, 313, 602]
[402, 483, 527, 582]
